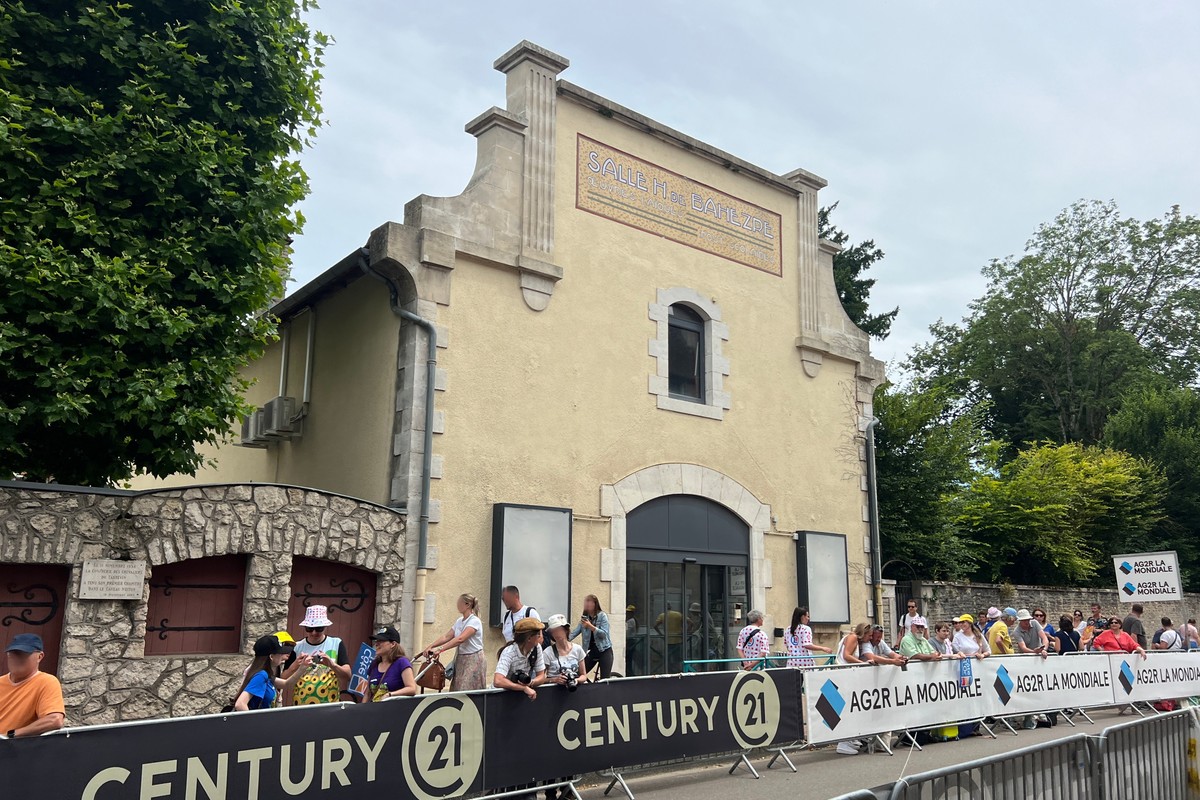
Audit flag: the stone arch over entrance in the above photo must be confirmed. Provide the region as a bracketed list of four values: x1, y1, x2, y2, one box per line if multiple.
[599, 464, 771, 671]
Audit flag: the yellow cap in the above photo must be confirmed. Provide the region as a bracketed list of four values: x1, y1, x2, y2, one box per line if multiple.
[274, 631, 296, 645]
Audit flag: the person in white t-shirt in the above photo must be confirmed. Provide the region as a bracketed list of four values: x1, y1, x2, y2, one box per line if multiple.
[951, 614, 990, 660]
[500, 585, 542, 643]
[494, 617, 547, 700]
[422, 593, 487, 690]
[897, 598, 925, 647]
[1155, 617, 1183, 651]
[544, 615, 588, 688]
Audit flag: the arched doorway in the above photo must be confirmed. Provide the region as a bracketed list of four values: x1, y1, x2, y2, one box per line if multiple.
[624, 495, 749, 675]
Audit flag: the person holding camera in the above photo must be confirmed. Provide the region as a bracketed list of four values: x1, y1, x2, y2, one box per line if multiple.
[494, 617, 547, 700]
[288, 605, 352, 705]
[233, 635, 306, 711]
[569, 594, 612, 680]
[545, 615, 589, 690]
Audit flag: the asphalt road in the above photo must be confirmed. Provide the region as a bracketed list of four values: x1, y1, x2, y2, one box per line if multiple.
[575, 708, 1138, 800]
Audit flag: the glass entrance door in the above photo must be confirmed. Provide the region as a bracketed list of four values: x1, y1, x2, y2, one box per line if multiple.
[625, 560, 743, 675]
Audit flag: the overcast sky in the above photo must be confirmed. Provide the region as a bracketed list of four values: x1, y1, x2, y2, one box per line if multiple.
[289, 2, 1200, 370]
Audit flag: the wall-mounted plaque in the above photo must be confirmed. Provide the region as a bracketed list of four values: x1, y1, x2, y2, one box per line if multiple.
[79, 559, 146, 600]
[576, 135, 784, 276]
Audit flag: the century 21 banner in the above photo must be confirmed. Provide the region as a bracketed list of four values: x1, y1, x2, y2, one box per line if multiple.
[0, 670, 801, 800]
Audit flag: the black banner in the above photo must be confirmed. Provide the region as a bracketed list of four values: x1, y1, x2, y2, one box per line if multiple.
[0, 670, 800, 800]
[485, 669, 802, 787]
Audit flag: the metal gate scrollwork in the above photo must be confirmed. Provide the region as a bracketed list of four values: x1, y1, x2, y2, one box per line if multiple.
[293, 578, 367, 615]
[1, 583, 60, 627]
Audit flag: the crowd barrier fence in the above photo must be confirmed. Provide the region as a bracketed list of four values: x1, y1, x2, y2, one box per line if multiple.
[876, 708, 1195, 800]
[4, 652, 1199, 800]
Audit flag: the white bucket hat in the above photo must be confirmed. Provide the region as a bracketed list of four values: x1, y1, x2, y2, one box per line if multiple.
[301, 605, 333, 628]
[545, 613, 569, 631]
[1016, 609, 1033, 621]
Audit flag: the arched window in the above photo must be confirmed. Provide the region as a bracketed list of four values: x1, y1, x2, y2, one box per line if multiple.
[648, 288, 731, 421]
[667, 304, 705, 401]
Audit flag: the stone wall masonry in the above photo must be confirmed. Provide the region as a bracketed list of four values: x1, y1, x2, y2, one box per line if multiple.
[911, 579, 1200, 632]
[0, 482, 406, 726]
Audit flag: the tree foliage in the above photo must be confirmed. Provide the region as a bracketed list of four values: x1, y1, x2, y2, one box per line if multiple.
[1104, 386, 1200, 590]
[953, 442, 1165, 586]
[873, 382, 987, 579]
[0, 2, 325, 484]
[819, 203, 898, 340]
[910, 201, 1200, 454]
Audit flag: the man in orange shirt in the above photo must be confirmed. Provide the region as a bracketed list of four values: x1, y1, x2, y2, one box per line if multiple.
[1, 634, 65, 739]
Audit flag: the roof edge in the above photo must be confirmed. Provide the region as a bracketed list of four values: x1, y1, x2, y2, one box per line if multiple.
[557, 80, 828, 193]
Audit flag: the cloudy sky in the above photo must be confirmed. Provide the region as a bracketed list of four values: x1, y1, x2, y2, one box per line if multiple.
[290, 2, 1200, 370]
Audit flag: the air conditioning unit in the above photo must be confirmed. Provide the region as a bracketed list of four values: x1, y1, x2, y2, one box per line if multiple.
[260, 396, 298, 439]
[238, 410, 269, 448]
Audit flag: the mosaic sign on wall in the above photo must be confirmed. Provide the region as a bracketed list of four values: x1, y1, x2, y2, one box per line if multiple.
[576, 135, 783, 276]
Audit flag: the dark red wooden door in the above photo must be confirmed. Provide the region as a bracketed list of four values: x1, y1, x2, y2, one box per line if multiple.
[288, 558, 377, 656]
[0, 564, 69, 675]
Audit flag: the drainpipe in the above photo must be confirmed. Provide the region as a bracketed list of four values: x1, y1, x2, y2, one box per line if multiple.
[358, 248, 436, 652]
[866, 417, 884, 626]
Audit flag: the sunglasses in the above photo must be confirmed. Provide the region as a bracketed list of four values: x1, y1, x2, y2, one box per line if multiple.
[907, 605, 917, 610]
[1109, 621, 1122, 627]
[305, 627, 326, 633]
[1034, 613, 1045, 618]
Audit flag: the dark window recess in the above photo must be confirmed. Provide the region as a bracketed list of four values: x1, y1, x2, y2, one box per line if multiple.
[145, 555, 247, 655]
[667, 304, 705, 401]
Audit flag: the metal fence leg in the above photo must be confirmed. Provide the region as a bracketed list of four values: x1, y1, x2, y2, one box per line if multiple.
[898, 730, 923, 751]
[1075, 708, 1096, 724]
[564, 781, 583, 800]
[767, 747, 798, 772]
[729, 752, 760, 779]
[872, 734, 894, 755]
[603, 771, 635, 800]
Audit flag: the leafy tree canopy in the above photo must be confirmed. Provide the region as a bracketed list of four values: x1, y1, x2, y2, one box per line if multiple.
[873, 381, 987, 580]
[952, 441, 1165, 586]
[909, 200, 1200, 454]
[819, 203, 899, 340]
[1104, 385, 1200, 590]
[0, 1, 325, 484]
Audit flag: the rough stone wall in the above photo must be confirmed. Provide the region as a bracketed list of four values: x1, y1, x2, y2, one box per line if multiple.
[0, 483, 405, 725]
[912, 580, 1200, 630]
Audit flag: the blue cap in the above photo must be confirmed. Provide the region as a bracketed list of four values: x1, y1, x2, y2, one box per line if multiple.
[1003, 607, 1018, 618]
[5, 633, 44, 653]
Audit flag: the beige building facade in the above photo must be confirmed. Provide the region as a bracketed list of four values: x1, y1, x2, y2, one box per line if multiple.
[136, 41, 884, 671]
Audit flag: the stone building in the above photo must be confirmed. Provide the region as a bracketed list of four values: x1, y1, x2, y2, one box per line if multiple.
[0, 482, 404, 724]
[125, 40, 884, 674]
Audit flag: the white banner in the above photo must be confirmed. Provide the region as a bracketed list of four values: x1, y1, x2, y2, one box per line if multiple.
[806, 654, 1116, 744]
[805, 652, 1200, 743]
[1109, 651, 1200, 703]
[990, 653, 1114, 715]
[807, 658, 989, 744]
[1113, 550, 1182, 602]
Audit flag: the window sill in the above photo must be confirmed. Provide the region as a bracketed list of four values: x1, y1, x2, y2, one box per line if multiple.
[656, 394, 725, 420]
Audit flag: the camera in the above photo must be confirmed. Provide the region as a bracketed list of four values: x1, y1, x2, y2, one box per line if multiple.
[512, 670, 531, 685]
[561, 668, 579, 692]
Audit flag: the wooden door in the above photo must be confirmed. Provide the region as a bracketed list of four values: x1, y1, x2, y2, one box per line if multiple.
[288, 557, 377, 657]
[0, 564, 69, 675]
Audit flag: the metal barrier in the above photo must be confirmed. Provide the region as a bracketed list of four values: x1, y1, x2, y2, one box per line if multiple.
[885, 734, 1095, 799]
[681, 653, 837, 672]
[873, 708, 1195, 800]
[1091, 708, 1192, 800]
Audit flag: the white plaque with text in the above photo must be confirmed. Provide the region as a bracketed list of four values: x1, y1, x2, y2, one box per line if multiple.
[79, 559, 146, 600]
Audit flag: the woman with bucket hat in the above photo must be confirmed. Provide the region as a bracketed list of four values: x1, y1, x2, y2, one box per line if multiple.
[288, 605, 352, 704]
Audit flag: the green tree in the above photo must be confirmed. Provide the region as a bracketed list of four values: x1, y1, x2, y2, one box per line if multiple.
[819, 203, 899, 340]
[0, 2, 325, 484]
[910, 201, 1200, 454]
[953, 442, 1165, 586]
[1104, 386, 1200, 590]
[874, 381, 987, 579]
